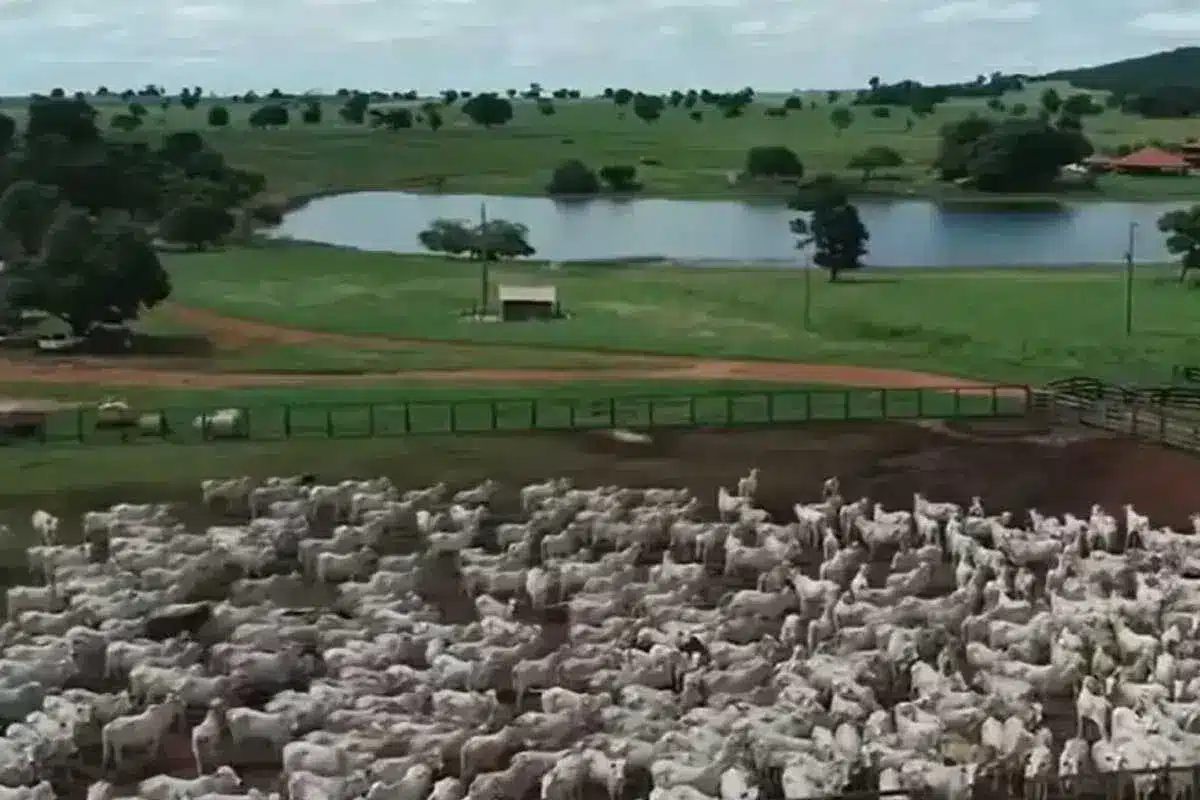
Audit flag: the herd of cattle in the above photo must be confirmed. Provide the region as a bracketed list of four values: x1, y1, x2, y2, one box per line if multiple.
[1, 470, 1200, 800]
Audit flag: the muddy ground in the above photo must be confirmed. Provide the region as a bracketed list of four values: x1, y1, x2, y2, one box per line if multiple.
[16, 415, 1193, 799]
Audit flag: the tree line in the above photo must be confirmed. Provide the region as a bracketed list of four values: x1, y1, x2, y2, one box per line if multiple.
[0, 97, 269, 340]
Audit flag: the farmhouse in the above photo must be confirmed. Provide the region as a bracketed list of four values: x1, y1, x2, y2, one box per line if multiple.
[1110, 147, 1191, 175]
[497, 284, 559, 321]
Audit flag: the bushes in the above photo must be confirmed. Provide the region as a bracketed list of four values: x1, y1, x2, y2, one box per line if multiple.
[744, 146, 804, 180]
[547, 160, 641, 195]
[546, 160, 599, 195]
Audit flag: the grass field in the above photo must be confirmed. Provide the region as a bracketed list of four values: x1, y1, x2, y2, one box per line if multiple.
[162, 247, 1200, 385]
[9, 83, 1200, 201]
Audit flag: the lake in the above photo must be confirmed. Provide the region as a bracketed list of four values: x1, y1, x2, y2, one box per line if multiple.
[272, 192, 1189, 268]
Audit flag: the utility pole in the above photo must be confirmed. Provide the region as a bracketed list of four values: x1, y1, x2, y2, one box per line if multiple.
[479, 202, 490, 316]
[803, 248, 813, 331]
[1124, 221, 1138, 336]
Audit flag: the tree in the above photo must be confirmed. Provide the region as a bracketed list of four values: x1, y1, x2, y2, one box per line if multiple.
[783, 96, 803, 111]
[417, 218, 534, 260]
[847, 146, 904, 183]
[427, 109, 443, 132]
[248, 104, 289, 128]
[830, 107, 854, 136]
[301, 102, 322, 124]
[5, 207, 171, 336]
[339, 94, 369, 124]
[1062, 93, 1102, 116]
[0, 113, 14, 152]
[369, 109, 412, 129]
[789, 182, 869, 281]
[110, 113, 142, 132]
[546, 160, 600, 195]
[1010, 102, 1028, 116]
[158, 202, 235, 250]
[1158, 206, 1200, 282]
[632, 94, 664, 123]
[207, 105, 230, 127]
[744, 146, 804, 180]
[934, 116, 1091, 191]
[870, 106, 891, 119]
[537, 101, 556, 116]
[0, 181, 60, 255]
[461, 94, 513, 128]
[612, 89, 634, 107]
[1040, 88, 1062, 114]
[598, 165, 640, 192]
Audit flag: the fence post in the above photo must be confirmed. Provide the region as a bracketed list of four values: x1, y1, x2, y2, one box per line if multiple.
[283, 406, 292, 438]
[608, 397, 615, 427]
[489, 401, 498, 431]
[649, 399, 655, 427]
[1160, 408, 1167, 442]
[843, 390, 851, 420]
[368, 404, 375, 436]
[449, 402, 457, 433]
[568, 403, 576, 430]
[529, 400, 536, 429]
[76, 408, 83, 442]
[766, 392, 775, 424]
[325, 408, 334, 438]
[725, 395, 733, 426]
[953, 388, 961, 417]
[1130, 404, 1138, 436]
[688, 395, 696, 426]
[881, 389, 889, 419]
[403, 403, 411, 433]
[991, 387, 998, 415]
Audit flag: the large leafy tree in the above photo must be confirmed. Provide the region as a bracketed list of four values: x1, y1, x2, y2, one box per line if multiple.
[418, 218, 534, 260]
[461, 94, 514, 128]
[790, 178, 869, 281]
[934, 116, 1091, 192]
[1158, 206, 1200, 282]
[0, 95, 265, 340]
[6, 208, 170, 335]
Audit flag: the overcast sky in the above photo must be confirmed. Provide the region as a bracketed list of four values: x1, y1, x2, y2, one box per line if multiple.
[2, 0, 1198, 95]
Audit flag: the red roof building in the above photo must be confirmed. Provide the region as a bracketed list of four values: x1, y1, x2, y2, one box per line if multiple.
[1112, 147, 1191, 175]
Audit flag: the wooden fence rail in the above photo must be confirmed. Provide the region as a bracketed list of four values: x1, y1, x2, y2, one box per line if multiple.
[1039, 376, 1200, 454]
[1, 385, 1030, 446]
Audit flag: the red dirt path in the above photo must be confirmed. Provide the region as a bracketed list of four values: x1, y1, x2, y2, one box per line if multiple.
[0, 305, 1023, 393]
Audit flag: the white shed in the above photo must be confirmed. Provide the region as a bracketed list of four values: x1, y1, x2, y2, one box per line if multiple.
[497, 284, 559, 321]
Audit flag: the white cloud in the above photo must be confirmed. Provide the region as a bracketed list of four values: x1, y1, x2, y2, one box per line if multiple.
[0, 0, 1176, 94]
[1130, 10, 1200, 33]
[921, 0, 1039, 23]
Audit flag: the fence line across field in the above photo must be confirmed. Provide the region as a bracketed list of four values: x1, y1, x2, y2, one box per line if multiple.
[0, 385, 1030, 446]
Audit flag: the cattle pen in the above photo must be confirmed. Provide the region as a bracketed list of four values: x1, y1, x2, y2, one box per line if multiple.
[0, 385, 1029, 446]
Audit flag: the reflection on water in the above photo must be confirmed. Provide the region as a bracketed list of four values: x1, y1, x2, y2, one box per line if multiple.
[272, 192, 1183, 268]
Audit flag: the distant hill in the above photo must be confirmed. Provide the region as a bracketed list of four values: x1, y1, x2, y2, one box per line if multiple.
[1040, 47, 1200, 93]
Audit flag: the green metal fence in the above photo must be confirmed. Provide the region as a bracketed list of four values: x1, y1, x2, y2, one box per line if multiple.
[10, 384, 1031, 446]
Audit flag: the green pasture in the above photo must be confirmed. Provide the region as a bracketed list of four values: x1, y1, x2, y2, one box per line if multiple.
[7, 83, 1198, 200]
[163, 247, 1200, 385]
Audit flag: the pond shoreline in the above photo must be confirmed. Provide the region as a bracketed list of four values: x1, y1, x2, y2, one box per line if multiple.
[265, 190, 1183, 268]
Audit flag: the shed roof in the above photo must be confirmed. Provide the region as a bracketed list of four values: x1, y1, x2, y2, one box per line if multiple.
[498, 284, 557, 304]
[1112, 147, 1190, 168]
